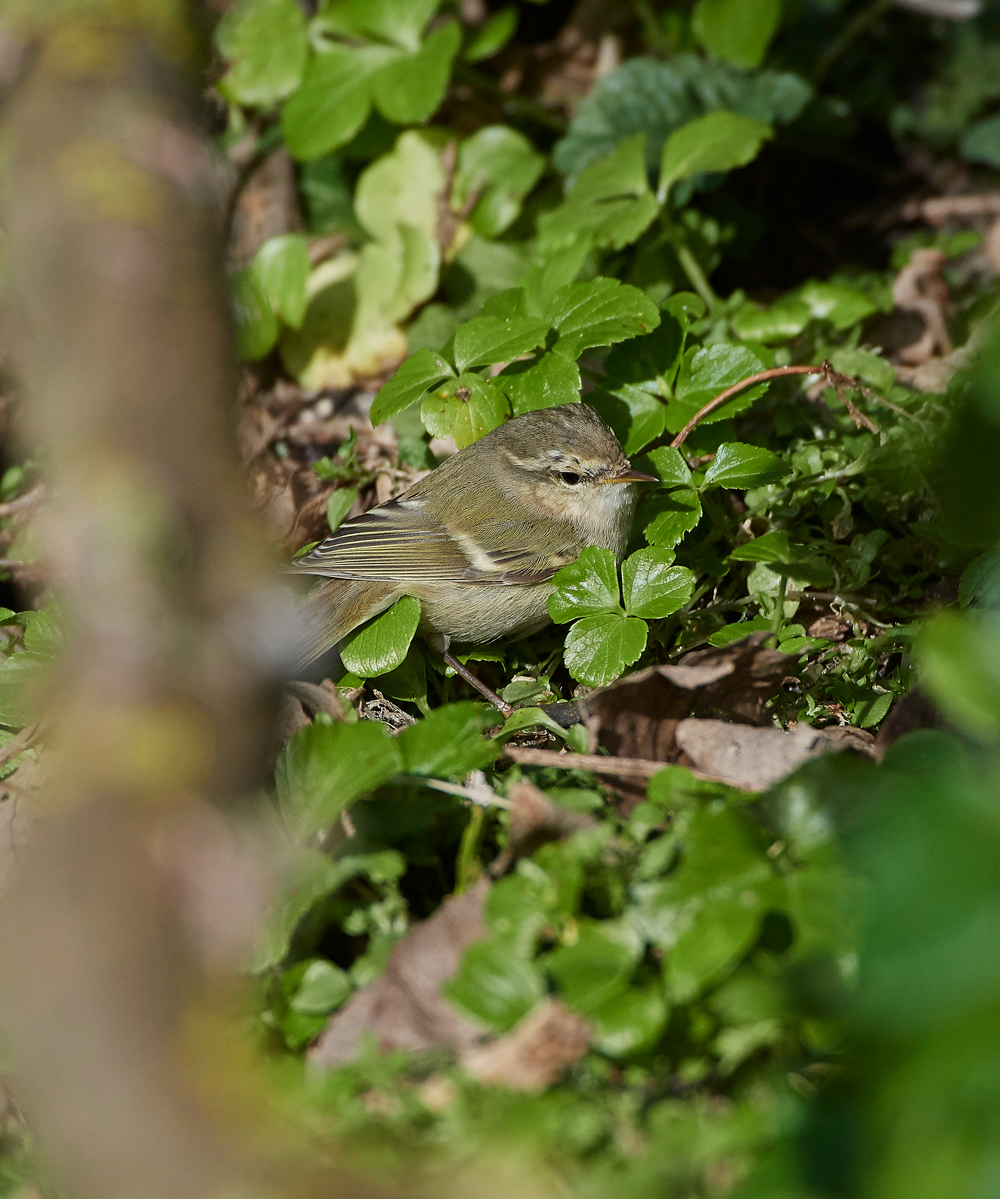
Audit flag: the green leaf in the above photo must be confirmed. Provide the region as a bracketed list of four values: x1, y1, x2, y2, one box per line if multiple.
[282, 44, 389, 161]
[668, 342, 773, 433]
[496, 706, 578, 745]
[552, 56, 810, 184]
[591, 985, 669, 1058]
[588, 385, 667, 457]
[320, 0, 439, 48]
[960, 547, 1000, 609]
[0, 654, 44, 728]
[485, 874, 552, 957]
[326, 486, 357, 532]
[354, 130, 445, 244]
[420, 374, 509, 448]
[340, 595, 421, 677]
[918, 611, 1000, 741]
[397, 702, 498, 777]
[549, 546, 621, 621]
[798, 281, 878, 331]
[622, 549, 695, 618]
[603, 314, 684, 387]
[728, 531, 799, 565]
[215, 0, 308, 106]
[454, 126, 545, 239]
[371, 22, 461, 124]
[452, 315, 550, 373]
[646, 446, 693, 488]
[463, 6, 518, 63]
[498, 353, 581, 415]
[230, 268, 278, 360]
[288, 959, 352, 1015]
[546, 278, 660, 362]
[662, 291, 707, 331]
[693, 0, 782, 69]
[666, 896, 762, 1002]
[731, 299, 811, 344]
[658, 110, 773, 203]
[566, 133, 652, 206]
[639, 488, 702, 547]
[377, 643, 427, 705]
[370, 349, 454, 425]
[275, 720, 401, 839]
[546, 923, 640, 1013]
[708, 616, 772, 647]
[445, 941, 545, 1032]
[563, 612, 648, 687]
[960, 113, 1000, 169]
[252, 234, 310, 329]
[702, 442, 790, 489]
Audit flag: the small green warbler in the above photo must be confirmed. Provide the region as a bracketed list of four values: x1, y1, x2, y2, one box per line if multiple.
[292, 404, 654, 712]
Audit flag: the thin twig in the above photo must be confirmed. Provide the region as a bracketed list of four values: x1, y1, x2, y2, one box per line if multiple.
[0, 485, 45, 520]
[501, 745, 727, 782]
[670, 365, 822, 450]
[397, 774, 510, 808]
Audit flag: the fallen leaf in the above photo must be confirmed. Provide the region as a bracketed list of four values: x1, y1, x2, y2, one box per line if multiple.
[459, 997, 591, 1091]
[309, 878, 490, 1068]
[675, 719, 875, 791]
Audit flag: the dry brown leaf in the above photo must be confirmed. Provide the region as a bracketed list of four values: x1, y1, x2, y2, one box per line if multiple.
[309, 879, 490, 1069]
[892, 247, 952, 364]
[459, 998, 591, 1091]
[674, 719, 875, 791]
[491, 779, 596, 874]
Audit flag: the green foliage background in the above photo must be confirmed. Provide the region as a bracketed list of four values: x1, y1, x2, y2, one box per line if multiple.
[6, 1, 1000, 1196]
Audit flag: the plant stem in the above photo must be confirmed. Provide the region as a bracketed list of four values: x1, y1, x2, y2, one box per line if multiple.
[673, 240, 718, 311]
[768, 574, 788, 648]
[454, 803, 485, 894]
[812, 0, 894, 87]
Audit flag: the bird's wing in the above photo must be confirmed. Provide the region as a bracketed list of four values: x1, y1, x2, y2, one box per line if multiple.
[290, 495, 583, 586]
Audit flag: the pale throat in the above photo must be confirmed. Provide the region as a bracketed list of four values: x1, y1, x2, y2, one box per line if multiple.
[567, 482, 637, 559]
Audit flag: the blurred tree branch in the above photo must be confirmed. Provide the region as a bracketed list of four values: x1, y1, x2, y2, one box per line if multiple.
[0, 6, 328, 1198]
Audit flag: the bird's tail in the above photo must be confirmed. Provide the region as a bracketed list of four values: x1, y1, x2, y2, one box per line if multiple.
[296, 578, 401, 668]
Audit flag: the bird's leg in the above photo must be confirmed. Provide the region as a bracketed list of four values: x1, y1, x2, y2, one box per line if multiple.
[438, 649, 512, 718]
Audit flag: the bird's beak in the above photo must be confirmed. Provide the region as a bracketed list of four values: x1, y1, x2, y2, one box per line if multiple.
[601, 466, 658, 485]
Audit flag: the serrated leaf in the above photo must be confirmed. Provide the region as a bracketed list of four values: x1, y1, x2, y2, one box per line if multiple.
[640, 488, 702, 547]
[549, 546, 621, 622]
[282, 44, 390, 161]
[216, 0, 308, 106]
[552, 55, 810, 184]
[622, 549, 695, 618]
[454, 126, 545, 239]
[275, 720, 401, 839]
[603, 314, 683, 387]
[646, 446, 693, 488]
[693, 0, 782, 69]
[453, 315, 550, 373]
[478, 287, 529, 320]
[563, 612, 648, 687]
[340, 595, 421, 677]
[230, 268, 278, 360]
[326, 486, 357, 532]
[371, 21, 461, 124]
[658, 110, 773, 202]
[397, 702, 498, 777]
[421, 374, 509, 448]
[370, 349, 454, 425]
[668, 342, 774, 433]
[588, 385, 667, 456]
[546, 278, 660, 362]
[252, 234, 310, 328]
[703, 443, 790, 489]
[498, 353, 581, 415]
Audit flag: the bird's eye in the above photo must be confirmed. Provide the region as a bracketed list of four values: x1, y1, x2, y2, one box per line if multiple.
[559, 471, 581, 485]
